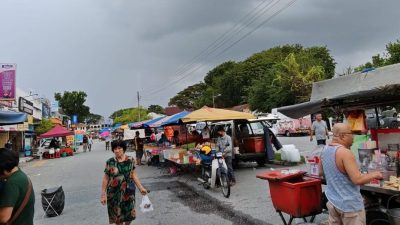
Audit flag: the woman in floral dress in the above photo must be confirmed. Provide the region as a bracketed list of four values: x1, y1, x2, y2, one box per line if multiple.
[101, 140, 148, 225]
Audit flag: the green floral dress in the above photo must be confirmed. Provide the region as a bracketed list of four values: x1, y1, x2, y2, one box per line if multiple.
[104, 156, 136, 224]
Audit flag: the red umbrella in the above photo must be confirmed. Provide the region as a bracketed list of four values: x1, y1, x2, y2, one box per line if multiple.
[40, 125, 74, 138]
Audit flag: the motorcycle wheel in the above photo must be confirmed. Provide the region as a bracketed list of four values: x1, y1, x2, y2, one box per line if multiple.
[219, 172, 230, 198]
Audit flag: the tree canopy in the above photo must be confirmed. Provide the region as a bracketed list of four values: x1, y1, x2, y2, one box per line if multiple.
[55, 91, 90, 123]
[34, 119, 54, 134]
[355, 39, 400, 72]
[148, 105, 164, 114]
[169, 44, 335, 112]
[110, 107, 150, 125]
[86, 113, 103, 124]
[168, 82, 207, 109]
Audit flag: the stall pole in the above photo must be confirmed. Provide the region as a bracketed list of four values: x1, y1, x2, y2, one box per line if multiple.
[374, 107, 381, 128]
[185, 125, 188, 151]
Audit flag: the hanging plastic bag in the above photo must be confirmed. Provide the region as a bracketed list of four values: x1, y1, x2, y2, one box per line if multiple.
[140, 195, 154, 213]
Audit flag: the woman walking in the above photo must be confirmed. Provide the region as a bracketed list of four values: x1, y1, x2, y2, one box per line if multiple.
[101, 140, 147, 225]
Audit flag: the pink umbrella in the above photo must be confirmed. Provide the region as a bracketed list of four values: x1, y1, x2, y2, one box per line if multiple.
[100, 131, 110, 137]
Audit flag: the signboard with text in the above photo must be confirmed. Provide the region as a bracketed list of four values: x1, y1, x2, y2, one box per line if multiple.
[42, 103, 51, 119]
[0, 64, 16, 101]
[18, 97, 34, 115]
[51, 101, 59, 112]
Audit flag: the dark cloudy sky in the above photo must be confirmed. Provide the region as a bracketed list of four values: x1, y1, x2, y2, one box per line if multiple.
[1, 0, 399, 117]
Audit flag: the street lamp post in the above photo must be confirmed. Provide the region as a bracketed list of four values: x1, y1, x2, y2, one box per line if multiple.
[212, 93, 221, 108]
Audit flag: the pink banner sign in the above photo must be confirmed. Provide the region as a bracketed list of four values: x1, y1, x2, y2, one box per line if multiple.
[0, 64, 16, 101]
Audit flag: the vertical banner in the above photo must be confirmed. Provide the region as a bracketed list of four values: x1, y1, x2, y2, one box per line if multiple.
[51, 101, 59, 112]
[72, 115, 78, 124]
[0, 64, 16, 101]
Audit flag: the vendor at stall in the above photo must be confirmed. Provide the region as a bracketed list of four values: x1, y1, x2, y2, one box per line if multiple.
[320, 123, 383, 225]
[171, 130, 181, 147]
[158, 133, 170, 146]
[49, 138, 60, 149]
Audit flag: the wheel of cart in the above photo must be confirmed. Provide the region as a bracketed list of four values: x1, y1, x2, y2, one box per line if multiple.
[257, 170, 322, 225]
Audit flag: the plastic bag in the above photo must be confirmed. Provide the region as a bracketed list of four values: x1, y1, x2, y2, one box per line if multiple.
[140, 195, 154, 213]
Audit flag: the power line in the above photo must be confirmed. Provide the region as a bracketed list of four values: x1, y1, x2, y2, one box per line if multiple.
[146, 0, 277, 96]
[170, 0, 271, 78]
[146, 0, 297, 98]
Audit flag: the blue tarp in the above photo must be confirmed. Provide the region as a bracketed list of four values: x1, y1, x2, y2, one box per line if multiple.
[0, 111, 27, 125]
[129, 116, 165, 128]
[100, 128, 111, 133]
[161, 111, 190, 126]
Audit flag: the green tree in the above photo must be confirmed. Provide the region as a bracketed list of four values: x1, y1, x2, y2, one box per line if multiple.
[55, 91, 90, 123]
[355, 39, 400, 71]
[248, 53, 325, 112]
[170, 44, 335, 111]
[148, 105, 164, 114]
[111, 108, 150, 124]
[35, 119, 54, 134]
[169, 82, 207, 109]
[86, 113, 103, 124]
[385, 39, 400, 64]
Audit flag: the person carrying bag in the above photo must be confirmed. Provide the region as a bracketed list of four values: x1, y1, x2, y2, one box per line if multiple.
[0, 149, 35, 225]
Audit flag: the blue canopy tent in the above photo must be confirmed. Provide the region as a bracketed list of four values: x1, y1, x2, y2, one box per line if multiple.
[111, 123, 122, 132]
[0, 111, 27, 125]
[129, 116, 166, 129]
[161, 111, 190, 126]
[143, 117, 165, 127]
[99, 127, 111, 133]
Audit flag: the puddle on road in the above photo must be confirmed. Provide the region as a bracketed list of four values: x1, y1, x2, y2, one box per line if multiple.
[144, 181, 271, 225]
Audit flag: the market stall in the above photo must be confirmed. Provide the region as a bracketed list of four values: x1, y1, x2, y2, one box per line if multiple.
[277, 63, 400, 225]
[144, 111, 194, 169]
[39, 125, 75, 159]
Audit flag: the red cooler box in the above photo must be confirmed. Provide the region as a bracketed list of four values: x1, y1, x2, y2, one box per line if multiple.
[257, 170, 322, 218]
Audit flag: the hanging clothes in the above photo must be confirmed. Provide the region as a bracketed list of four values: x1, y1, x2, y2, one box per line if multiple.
[264, 127, 282, 161]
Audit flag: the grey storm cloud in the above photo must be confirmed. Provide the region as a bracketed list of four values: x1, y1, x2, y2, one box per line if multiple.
[0, 0, 399, 117]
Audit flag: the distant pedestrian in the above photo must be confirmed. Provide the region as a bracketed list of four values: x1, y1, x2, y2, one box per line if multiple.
[88, 136, 94, 152]
[4, 139, 12, 151]
[310, 113, 329, 145]
[83, 135, 88, 152]
[105, 136, 111, 151]
[150, 130, 156, 143]
[101, 140, 148, 225]
[134, 131, 144, 166]
[0, 149, 35, 225]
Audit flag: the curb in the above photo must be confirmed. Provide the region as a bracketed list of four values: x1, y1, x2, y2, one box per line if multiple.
[19, 157, 35, 164]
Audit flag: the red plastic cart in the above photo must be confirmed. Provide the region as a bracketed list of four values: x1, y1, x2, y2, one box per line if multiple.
[257, 170, 322, 225]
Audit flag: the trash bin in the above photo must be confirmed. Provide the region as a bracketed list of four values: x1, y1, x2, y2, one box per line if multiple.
[257, 170, 322, 225]
[41, 186, 65, 217]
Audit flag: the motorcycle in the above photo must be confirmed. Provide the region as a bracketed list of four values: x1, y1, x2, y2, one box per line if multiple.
[197, 151, 230, 198]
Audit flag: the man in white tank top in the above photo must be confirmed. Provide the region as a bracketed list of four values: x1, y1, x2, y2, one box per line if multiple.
[319, 123, 383, 225]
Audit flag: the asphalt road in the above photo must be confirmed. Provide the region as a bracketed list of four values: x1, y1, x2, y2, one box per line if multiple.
[20, 136, 327, 225]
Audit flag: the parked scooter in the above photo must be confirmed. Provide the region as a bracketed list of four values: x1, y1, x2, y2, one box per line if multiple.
[197, 150, 230, 198]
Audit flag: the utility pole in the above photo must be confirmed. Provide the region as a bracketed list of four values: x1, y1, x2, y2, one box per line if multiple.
[137, 91, 141, 121]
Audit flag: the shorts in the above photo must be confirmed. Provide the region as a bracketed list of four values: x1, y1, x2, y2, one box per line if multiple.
[326, 201, 366, 225]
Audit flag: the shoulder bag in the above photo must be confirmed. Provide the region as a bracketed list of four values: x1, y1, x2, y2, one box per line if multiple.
[6, 178, 32, 225]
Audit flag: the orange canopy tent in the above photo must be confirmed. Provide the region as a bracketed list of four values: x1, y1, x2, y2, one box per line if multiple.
[181, 106, 255, 123]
